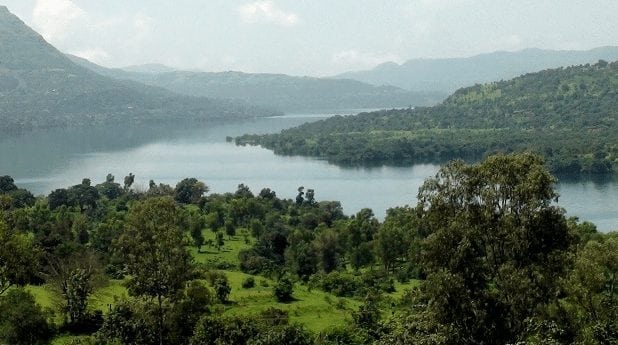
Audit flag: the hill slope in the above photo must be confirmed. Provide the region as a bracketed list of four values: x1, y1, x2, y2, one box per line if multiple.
[336, 47, 618, 92]
[68, 56, 446, 112]
[0, 6, 277, 132]
[237, 61, 618, 175]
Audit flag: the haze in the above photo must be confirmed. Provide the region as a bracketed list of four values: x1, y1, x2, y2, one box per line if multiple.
[2, 0, 617, 76]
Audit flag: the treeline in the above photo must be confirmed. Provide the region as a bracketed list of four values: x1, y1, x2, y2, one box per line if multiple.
[0, 153, 617, 344]
[236, 61, 618, 175]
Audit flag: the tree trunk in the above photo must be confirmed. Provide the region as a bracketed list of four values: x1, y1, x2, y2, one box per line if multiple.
[158, 294, 164, 345]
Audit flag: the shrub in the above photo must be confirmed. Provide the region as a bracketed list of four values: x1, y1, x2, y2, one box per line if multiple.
[242, 276, 256, 289]
[214, 278, 231, 303]
[0, 289, 54, 345]
[273, 276, 294, 302]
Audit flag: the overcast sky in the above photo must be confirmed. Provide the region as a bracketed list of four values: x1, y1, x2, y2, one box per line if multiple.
[3, 0, 618, 76]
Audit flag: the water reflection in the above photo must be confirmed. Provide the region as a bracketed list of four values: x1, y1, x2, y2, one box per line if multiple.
[1, 114, 616, 231]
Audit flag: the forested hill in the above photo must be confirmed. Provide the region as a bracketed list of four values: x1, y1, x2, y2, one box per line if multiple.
[0, 6, 278, 133]
[336, 46, 618, 92]
[236, 61, 618, 174]
[68, 55, 446, 112]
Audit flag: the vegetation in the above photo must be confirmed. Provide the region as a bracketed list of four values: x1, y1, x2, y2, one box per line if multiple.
[0, 153, 616, 344]
[336, 46, 618, 92]
[0, 7, 278, 133]
[237, 61, 618, 175]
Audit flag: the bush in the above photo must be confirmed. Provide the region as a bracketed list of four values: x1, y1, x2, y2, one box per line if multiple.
[248, 324, 313, 345]
[273, 276, 294, 302]
[258, 308, 289, 327]
[190, 315, 259, 345]
[204, 270, 228, 286]
[214, 278, 231, 303]
[242, 276, 256, 289]
[309, 272, 361, 297]
[0, 288, 54, 345]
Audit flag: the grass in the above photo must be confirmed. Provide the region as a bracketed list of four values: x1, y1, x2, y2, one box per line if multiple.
[33, 226, 418, 343]
[190, 229, 254, 267]
[219, 270, 360, 333]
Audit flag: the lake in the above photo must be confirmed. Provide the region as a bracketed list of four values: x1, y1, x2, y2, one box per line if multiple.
[1, 111, 617, 231]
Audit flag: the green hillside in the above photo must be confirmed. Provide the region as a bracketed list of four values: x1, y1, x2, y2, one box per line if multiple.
[237, 61, 618, 174]
[0, 6, 278, 133]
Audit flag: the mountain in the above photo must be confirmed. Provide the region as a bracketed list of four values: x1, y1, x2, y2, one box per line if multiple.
[0, 6, 277, 132]
[237, 61, 618, 175]
[336, 47, 618, 92]
[121, 63, 177, 74]
[68, 56, 446, 112]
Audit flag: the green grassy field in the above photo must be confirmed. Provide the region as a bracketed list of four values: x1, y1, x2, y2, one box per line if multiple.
[31, 228, 417, 343]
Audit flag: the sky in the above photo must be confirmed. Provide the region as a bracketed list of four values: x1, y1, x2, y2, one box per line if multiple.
[2, 0, 618, 76]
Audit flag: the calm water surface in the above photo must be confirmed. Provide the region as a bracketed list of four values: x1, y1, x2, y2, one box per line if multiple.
[1, 111, 617, 231]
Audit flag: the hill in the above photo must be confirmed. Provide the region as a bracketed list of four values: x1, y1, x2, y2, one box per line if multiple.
[237, 61, 618, 175]
[336, 47, 618, 92]
[0, 6, 277, 132]
[68, 56, 446, 112]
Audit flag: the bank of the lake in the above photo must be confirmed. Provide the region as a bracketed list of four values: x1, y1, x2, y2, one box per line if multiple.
[1, 111, 616, 231]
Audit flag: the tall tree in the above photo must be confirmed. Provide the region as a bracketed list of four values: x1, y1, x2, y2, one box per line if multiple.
[415, 153, 574, 344]
[175, 178, 208, 204]
[115, 197, 193, 345]
[0, 219, 40, 295]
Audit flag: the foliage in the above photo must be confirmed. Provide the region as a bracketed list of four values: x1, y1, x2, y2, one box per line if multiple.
[214, 277, 232, 303]
[273, 276, 294, 302]
[237, 61, 618, 175]
[0, 288, 54, 345]
[415, 152, 574, 344]
[0, 219, 40, 294]
[189, 315, 259, 345]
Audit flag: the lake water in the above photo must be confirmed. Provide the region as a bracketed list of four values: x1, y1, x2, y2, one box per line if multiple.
[1, 112, 617, 231]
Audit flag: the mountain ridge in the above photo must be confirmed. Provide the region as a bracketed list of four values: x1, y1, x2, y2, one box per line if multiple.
[336, 46, 618, 92]
[68, 55, 447, 112]
[0, 7, 278, 132]
[238, 60, 618, 174]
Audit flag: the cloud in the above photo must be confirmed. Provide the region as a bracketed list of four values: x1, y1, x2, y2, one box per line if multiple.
[32, 0, 85, 41]
[238, 1, 299, 26]
[70, 48, 110, 62]
[331, 50, 402, 69]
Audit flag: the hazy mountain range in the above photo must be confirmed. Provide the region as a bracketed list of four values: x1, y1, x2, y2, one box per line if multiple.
[68, 55, 445, 112]
[336, 47, 618, 92]
[0, 6, 278, 132]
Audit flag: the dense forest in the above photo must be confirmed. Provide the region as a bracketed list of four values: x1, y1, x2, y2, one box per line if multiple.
[237, 61, 618, 175]
[0, 153, 616, 345]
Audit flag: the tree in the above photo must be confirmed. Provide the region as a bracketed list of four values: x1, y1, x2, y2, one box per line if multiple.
[563, 237, 618, 344]
[374, 207, 417, 273]
[0, 219, 40, 295]
[96, 174, 123, 199]
[175, 178, 208, 204]
[43, 250, 103, 327]
[273, 276, 294, 302]
[115, 197, 193, 345]
[344, 209, 379, 270]
[189, 214, 205, 253]
[0, 176, 17, 193]
[68, 179, 99, 212]
[416, 153, 574, 344]
[48, 188, 70, 210]
[0, 288, 54, 345]
[123, 173, 135, 191]
[213, 278, 231, 303]
[312, 228, 341, 273]
[249, 324, 313, 345]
